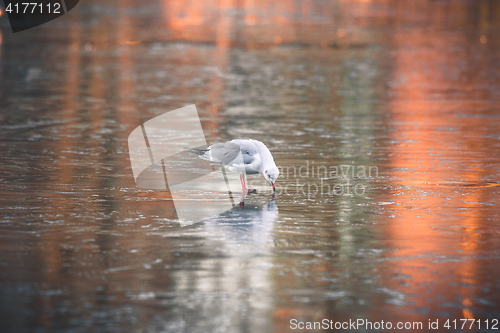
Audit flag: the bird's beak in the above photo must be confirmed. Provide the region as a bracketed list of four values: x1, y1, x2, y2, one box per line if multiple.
[271, 182, 275, 192]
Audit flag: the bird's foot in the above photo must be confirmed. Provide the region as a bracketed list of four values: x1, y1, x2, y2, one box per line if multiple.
[247, 189, 257, 194]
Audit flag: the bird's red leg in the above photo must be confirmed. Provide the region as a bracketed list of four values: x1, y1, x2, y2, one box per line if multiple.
[240, 173, 247, 206]
[240, 173, 246, 191]
[240, 173, 257, 194]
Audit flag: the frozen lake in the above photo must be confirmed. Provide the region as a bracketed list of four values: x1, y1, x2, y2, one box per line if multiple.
[0, 0, 499, 332]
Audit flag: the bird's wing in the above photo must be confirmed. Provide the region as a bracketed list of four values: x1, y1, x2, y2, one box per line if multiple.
[209, 141, 243, 166]
[231, 140, 260, 165]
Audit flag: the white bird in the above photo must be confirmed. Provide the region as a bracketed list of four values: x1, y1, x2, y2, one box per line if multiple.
[187, 139, 279, 194]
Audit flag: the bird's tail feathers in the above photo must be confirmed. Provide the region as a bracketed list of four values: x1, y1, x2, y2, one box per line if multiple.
[185, 147, 213, 162]
[185, 147, 209, 155]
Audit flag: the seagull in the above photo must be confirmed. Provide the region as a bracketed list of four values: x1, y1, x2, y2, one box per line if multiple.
[186, 139, 279, 196]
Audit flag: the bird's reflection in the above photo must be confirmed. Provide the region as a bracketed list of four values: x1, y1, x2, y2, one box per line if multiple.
[158, 200, 279, 332]
[202, 199, 278, 253]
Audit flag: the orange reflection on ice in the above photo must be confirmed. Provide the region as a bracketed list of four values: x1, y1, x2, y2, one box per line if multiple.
[159, 0, 357, 48]
[383, 1, 498, 321]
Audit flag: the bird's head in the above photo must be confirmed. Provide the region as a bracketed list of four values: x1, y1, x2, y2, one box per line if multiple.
[264, 166, 280, 192]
